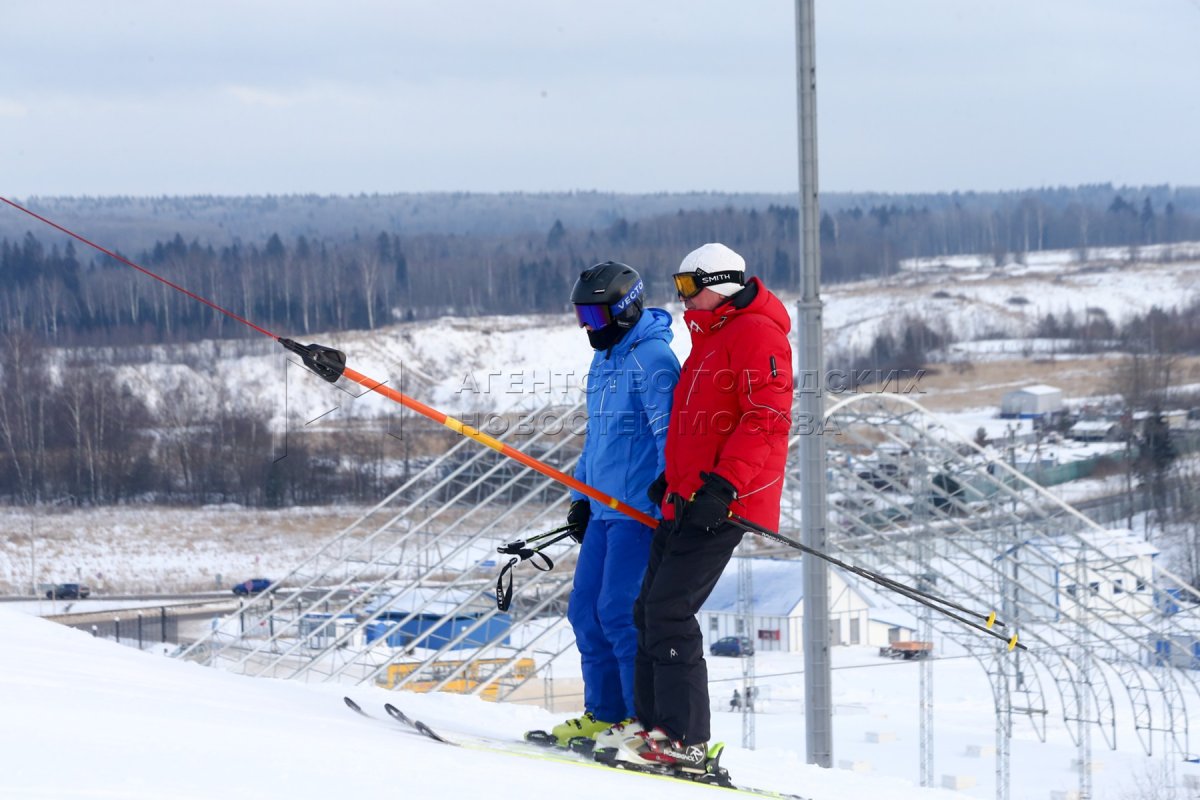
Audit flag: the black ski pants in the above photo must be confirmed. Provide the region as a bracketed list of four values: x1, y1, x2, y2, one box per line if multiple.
[632, 517, 743, 744]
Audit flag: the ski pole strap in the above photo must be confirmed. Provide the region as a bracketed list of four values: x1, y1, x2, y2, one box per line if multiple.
[495, 557, 521, 612]
[494, 528, 578, 611]
[495, 550, 554, 612]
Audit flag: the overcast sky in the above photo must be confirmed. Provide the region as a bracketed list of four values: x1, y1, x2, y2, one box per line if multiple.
[3, 1, 1198, 197]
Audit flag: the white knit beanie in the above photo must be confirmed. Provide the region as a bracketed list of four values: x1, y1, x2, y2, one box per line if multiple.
[677, 242, 746, 297]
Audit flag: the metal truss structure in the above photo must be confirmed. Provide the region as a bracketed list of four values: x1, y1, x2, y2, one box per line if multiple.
[177, 396, 588, 702]
[817, 393, 1200, 800]
[177, 392, 1200, 800]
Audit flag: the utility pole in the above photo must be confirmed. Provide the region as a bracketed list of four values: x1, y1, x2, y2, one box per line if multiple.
[737, 550, 757, 749]
[795, 0, 832, 768]
[30, 516, 37, 597]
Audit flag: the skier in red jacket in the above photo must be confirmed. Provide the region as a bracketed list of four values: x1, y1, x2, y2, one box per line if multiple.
[603, 242, 793, 771]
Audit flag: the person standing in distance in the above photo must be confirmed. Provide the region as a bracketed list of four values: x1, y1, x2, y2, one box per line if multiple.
[612, 243, 793, 771]
[533, 262, 680, 749]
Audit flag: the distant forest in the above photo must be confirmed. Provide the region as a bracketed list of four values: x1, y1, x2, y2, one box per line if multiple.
[2, 185, 1199, 346]
[3, 186, 1200, 507]
[1, 299, 1195, 507]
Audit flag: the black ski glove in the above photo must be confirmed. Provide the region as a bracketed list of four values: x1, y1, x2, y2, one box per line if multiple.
[567, 499, 591, 543]
[647, 471, 668, 507]
[680, 471, 738, 533]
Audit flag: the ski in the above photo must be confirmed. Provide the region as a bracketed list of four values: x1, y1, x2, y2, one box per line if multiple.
[384, 702, 455, 745]
[566, 735, 595, 755]
[343, 696, 371, 717]
[348, 698, 807, 799]
[522, 729, 560, 748]
[519, 729, 594, 754]
[344, 696, 449, 745]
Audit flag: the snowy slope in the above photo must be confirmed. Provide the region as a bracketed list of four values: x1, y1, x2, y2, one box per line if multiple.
[0, 607, 983, 800]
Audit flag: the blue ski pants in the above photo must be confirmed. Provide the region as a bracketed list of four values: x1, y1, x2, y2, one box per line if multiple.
[567, 516, 654, 723]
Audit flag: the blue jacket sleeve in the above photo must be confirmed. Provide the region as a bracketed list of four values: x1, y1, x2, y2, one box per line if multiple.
[571, 365, 594, 504]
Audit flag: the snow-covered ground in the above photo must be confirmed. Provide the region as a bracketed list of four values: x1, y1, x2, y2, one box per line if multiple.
[5, 606, 1199, 800]
[6, 244, 1200, 798]
[0, 505, 361, 595]
[826, 248, 1200, 358]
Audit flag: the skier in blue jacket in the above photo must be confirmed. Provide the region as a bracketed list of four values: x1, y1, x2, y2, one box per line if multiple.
[540, 262, 679, 749]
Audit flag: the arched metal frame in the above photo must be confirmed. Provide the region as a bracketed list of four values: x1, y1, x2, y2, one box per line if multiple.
[176, 390, 1200, 800]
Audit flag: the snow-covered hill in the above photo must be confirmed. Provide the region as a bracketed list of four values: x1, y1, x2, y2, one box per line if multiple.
[1, 607, 984, 800]
[93, 244, 1200, 429]
[11, 605, 1199, 800]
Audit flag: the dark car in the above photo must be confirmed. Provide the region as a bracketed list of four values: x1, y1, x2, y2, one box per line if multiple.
[710, 636, 754, 657]
[232, 577, 273, 596]
[46, 583, 91, 600]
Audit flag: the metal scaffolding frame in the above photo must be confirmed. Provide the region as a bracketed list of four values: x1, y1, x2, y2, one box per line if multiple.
[178, 395, 588, 702]
[813, 392, 1200, 800]
[175, 390, 1200, 800]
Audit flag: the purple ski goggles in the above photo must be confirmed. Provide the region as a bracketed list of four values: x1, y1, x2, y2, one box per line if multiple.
[573, 279, 644, 329]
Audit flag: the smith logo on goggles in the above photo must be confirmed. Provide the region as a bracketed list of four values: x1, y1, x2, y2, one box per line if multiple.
[672, 269, 744, 298]
[574, 279, 644, 329]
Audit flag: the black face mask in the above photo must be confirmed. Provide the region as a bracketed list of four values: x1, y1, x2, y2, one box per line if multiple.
[587, 323, 629, 351]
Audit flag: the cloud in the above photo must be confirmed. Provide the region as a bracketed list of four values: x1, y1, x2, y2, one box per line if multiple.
[0, 98, 28, 118]
[224, 86, 300, 109]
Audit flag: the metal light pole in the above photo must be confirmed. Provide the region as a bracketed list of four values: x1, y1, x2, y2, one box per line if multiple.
[795, 0, 833, 768]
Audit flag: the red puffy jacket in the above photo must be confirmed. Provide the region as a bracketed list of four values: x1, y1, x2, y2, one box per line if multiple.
[662, 277, 793, 529]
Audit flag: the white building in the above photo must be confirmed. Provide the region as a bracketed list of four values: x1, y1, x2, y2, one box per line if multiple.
[1067, 419, 1118, 442]
[997, 529, 1158, 622]
[698, 557, 918, 654]
[1000, 384, 1064, 419]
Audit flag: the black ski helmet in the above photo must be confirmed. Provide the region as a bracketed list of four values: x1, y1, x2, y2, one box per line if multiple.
[571, 262, 645, 351]
[570, 261, 644, 330]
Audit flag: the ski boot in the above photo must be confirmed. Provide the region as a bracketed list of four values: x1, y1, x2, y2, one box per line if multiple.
[524, 711, 612, 748]
[595, 726, 707, 775]
[583, 718, 645, 757]
[569, 717, 644, 755]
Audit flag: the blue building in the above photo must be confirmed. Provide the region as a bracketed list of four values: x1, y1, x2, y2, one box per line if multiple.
[363, 587, 511, 650]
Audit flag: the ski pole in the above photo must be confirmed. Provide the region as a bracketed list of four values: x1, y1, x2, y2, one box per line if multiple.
[1, 198, 1021, 651]
[0, 197, 658, 530]
[497, 523, 579, 556]
[281, 339, 659, 528]
[726, 512, 1006, 629]
[727, 514, 1024, 652]
[494, 524, 580, 611]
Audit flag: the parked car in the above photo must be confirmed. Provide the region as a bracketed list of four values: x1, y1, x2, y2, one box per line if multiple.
[710, 636, 754, 657]
[232, 577, 273, 596]
[46, 583, 90, 600]
[879, 641, 933, 660]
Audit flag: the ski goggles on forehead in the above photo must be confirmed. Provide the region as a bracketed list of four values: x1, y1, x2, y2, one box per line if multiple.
[672, 268, 745, 298]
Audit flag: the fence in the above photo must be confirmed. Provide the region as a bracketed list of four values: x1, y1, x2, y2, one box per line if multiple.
[56, 607, 181, 650]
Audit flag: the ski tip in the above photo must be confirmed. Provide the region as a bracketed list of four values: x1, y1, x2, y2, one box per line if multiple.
[414, 720, 453, 745]
[343, 696, 364, 714]
[384, 703, 411, 725]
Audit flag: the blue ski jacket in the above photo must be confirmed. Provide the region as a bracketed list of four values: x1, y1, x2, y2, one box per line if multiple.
[572, 307, 680, 521]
